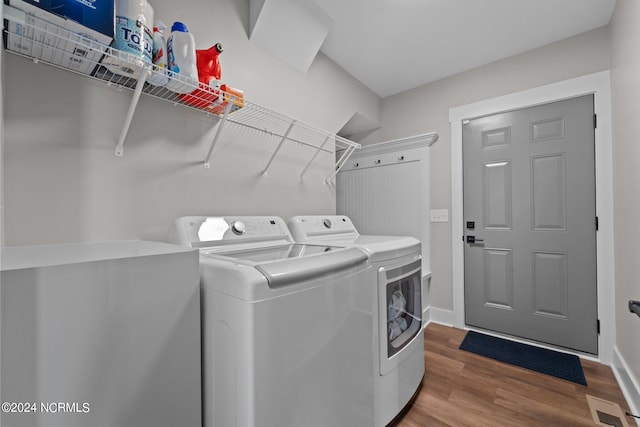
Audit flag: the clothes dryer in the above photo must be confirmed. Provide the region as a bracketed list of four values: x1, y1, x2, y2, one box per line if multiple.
[288, 215, 425, 427]
[169, 216, 374, 427]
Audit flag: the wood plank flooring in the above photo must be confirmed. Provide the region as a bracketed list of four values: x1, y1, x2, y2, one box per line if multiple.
[394, 323, 633, 427]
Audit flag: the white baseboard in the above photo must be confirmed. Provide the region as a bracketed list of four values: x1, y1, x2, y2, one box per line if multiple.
[612, 346, 640, 426]
[423, 306, 454, 328]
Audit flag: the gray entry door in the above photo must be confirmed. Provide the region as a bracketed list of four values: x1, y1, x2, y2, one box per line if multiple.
[462, 94, 597, 354]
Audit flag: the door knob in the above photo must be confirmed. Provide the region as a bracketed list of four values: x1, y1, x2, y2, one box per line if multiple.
[630, 300, 640, 318]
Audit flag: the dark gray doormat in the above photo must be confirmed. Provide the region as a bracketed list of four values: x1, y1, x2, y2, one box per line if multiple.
[459, 330, 587, 385]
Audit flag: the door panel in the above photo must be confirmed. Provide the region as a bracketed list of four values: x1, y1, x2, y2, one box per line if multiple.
[532, 251, 568, 318]
[463, 95, 597, 354]
[482, 127, 511, 149]
[531, 117, 565, 142]
[531, 154, 566, 230]
[483, 248, 514, 309]
[484, 161, 512, 229]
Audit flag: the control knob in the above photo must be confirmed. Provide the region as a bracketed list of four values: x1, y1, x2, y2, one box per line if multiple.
[323, 219, 332, 229]
[231, 221, 246, 235]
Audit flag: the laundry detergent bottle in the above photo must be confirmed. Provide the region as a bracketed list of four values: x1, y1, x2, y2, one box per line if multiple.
[197, 43, 224, 89]
[166, 21, 199, 94]
[148, 20, 169, 86]
[178, 43, 224, 108]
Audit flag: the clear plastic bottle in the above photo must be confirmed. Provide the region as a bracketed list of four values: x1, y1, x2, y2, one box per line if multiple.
[148, 20, 169, 86]
[166, 22, 199, 94]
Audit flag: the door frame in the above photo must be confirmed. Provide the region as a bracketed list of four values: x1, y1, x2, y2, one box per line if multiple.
[449, 71, 615, 364]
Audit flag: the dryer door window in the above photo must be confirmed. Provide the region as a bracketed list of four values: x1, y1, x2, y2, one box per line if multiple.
[382, 259, 422, 359]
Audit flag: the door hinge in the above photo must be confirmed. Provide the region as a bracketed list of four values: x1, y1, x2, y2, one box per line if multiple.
[595, 216, 599, 231]
[597, 319, 600, 335]
[594, 114, 597, 129]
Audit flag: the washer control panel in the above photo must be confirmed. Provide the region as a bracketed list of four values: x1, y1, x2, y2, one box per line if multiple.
[169, 216, 293, 247]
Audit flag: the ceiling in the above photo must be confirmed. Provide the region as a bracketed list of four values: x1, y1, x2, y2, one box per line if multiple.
[250, 0, 617, 98]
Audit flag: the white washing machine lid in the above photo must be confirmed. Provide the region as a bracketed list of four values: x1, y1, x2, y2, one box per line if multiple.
[204, 243, 340, 263]
[202, 243, 367, 289]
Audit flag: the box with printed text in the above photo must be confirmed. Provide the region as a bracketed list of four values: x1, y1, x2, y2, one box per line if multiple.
[4, 0, 113, 75]
[18, 0, 114, 38]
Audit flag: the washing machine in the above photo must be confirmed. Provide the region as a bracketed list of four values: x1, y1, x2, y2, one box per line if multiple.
[288, 215, 425, 427]
[169, 216, 375, 427]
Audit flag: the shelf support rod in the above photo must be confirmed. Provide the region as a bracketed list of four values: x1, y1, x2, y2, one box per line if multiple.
[115, 68, 151, 157]
[204, 96, 236, 168]
[325, 144, 357, 184]
[262, 120, 296, 176]
[299, 136, 331, 180]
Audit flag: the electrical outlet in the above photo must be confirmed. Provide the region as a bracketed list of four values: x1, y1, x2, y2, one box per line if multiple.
[430, 209, 449, 223]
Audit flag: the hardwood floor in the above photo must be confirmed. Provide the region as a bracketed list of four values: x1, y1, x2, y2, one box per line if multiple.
[394, 323, 633, 427]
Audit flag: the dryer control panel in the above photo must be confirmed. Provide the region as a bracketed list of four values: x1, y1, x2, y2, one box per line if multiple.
[288, 215, 360, 242]
[169, 216, 293, 248]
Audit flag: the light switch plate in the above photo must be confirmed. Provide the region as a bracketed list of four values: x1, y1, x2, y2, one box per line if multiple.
[430, 209, 449, 223]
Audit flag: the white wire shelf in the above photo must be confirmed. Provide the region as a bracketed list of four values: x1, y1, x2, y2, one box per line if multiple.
[2, 4, 360, 181]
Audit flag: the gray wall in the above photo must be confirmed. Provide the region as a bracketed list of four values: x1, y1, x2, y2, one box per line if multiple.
[366, 26, 610, 311]
[610, 0, 640, 395]
[1, 0, 380, 245]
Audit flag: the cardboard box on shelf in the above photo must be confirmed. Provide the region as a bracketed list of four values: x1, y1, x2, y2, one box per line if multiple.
[4, 0, 112, 75]
[18, 0, 114, 38]
[4, 0, 65, 58]
[209, 85, 245, 115]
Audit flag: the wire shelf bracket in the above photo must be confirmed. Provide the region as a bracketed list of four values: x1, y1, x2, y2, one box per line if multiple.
[115, 68, 151, 157]
[300, 135, 330, 180]
[203, 96, 236, 168]
[262, 120, 296, 177]
[326, 143, 357, 184]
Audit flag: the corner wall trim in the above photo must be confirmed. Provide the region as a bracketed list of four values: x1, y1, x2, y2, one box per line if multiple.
[612, 346, 640, 426]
